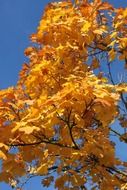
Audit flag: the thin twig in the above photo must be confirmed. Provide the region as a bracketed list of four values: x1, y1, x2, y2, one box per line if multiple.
[7, 139, 78, 150]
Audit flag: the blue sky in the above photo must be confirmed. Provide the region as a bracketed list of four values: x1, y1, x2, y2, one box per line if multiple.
[0, 0, 127, 189]
[0, 0, 52, 89]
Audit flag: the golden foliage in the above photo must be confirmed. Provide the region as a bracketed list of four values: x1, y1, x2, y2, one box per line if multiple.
[0, 0, 127, 189]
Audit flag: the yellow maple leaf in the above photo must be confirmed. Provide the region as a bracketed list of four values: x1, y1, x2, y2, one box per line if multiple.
[91, 58, 100, 69]
[116, 83, 127, 93]
[19, 126, 40, 134]
[81, 21, 91, 33]
[0, 150, 7, 160]
[123, 8, 127, 18]
[36, 164, 48, 175]
[108, 49, 116, 61]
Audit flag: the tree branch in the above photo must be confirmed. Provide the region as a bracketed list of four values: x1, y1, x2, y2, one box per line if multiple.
[7, 139, 78, 150]
[57, 110, 79, 150]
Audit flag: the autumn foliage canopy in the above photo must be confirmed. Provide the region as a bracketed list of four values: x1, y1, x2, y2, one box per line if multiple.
[1, 0, 127, 189]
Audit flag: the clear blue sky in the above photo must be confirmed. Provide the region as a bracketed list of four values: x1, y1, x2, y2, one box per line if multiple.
[0, 0, 52, 89]
[0, 0, 127, 190]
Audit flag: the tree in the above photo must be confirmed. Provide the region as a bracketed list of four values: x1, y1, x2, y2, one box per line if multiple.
[0, 0, 127, 189]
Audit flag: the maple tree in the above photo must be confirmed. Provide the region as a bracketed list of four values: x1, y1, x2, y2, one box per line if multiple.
[1, 0, 127, 189]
